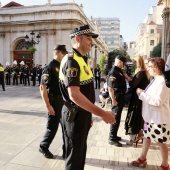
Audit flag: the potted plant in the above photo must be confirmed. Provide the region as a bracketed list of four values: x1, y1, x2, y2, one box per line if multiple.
[28, 46, 37, 53]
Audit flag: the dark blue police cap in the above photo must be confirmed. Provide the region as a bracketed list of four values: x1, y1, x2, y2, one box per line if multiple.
[116, 55, 126, 63]
[69, 24, 98, 39]
[53, 45, 68, 54]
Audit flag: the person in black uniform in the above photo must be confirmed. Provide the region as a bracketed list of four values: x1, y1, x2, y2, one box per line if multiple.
[94, 64, 101, 89]
[19, 61, 25, 84]
[30, 64, 37, 86]
[23, 64, 30, 86]
[37, 64, 42, 86]
[39, 45, 68, 159]
[12, 60, 19, 85]
[5, 62, 11, 85]
[0, 63, 5, 91]
[108, 55, 127, 147]
[59, 24, 115, 170]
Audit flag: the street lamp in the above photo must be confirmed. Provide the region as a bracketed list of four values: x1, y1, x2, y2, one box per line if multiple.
[24, 31, 41, 46]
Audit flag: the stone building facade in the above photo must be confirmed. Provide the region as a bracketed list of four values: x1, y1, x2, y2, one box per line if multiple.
[93, 17, 120, 52]
[158, 0, 170, 60]
[0, 1, 107, 69]
[135, 5, 164, 58]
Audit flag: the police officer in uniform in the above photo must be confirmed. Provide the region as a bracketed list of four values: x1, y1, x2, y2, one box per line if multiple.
[37, 64, 42, 86]
[12, 60, 19, 85]
[0, 63, 5, 91]
[94, 64, 101, 89]
[30, 64, 37, 86]
[5, 62, 11, 85]
[39, 45, 68, 159]
[19, 61, 25, 84]
[23, 64, 30, 86]
[108, 55, 127, 147]
[59, 24, 115, 170]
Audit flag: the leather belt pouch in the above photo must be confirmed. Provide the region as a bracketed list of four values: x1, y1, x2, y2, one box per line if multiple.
[64, 101, 78, 123]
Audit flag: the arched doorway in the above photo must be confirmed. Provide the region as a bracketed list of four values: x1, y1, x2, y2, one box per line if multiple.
[13, 40, 33, 67]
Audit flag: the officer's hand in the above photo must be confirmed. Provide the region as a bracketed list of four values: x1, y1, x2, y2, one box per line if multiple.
[47, 105, 55, 116]
[101, 111, 116, 124]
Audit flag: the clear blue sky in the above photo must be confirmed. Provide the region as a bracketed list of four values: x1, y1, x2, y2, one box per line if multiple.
[1, 0, 158, 43]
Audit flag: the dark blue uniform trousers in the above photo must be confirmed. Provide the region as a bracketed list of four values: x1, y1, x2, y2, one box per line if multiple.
[62, 105, 92, 170]
[40, 95, 65, 154]
[109, 95, 125, 140]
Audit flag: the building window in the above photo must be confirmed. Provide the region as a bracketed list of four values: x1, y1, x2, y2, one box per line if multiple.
[15, 41, 32, 50]
[150, 29, 154, 34]
[150, 51, 153, 57]
[150, 40, 154, 46]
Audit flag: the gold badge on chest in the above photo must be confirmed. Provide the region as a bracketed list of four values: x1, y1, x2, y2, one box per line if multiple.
[56, 67, 59, 72]
[83, 65, 90, 75]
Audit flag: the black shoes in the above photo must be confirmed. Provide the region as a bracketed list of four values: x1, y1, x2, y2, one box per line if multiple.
[109, 140, 122, 147]
[39, 147, 54, 159]
[62, 153, 66, 159]
[116, 136, 122, 141]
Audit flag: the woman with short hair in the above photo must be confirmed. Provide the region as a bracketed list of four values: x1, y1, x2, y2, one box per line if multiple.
[131, 57, 170, 170]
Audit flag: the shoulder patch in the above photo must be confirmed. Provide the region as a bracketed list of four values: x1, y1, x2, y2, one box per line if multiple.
[110, 76, 116, 82]
[42, 74, 49, 81]
[66, 67, 78, 77]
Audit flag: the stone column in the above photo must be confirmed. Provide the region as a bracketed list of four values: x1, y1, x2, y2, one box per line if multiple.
[47, 0, 52, 4]
[161, 7, 170, 60]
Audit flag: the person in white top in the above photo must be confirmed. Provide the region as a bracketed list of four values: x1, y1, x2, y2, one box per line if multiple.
[131, 57, 170, 170]
[99, 76, 109, 108]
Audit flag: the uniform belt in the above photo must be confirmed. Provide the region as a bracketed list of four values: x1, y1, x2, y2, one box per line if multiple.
[64, 100, 85, 112]
[114, 90, 125, 95]
[48, 93, 62, 99]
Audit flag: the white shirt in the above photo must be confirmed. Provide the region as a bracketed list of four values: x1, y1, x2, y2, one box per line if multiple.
[139, 75, 170, 124]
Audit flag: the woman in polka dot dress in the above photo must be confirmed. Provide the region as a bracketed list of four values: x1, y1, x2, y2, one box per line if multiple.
[131, 57, 170, 170]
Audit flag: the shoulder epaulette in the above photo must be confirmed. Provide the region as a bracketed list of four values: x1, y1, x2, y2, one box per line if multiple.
[68, 52, 74, 59]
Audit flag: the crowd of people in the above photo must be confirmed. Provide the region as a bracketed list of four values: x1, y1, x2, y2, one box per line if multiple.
[0, 61, 43, 90]
[96, 53, 170, 169]
[1, 23, 170, 170]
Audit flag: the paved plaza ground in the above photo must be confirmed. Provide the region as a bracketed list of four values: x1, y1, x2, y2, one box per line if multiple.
[0, 85, 169, 170]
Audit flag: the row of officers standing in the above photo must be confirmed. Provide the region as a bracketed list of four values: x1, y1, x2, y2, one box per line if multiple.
[3, 60, 43, 86]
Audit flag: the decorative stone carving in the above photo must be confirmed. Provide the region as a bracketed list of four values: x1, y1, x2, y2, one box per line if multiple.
[47, 0, 52, 4]
[0, 33, 5, 37]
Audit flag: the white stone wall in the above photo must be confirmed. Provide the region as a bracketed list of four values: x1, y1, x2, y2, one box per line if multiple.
[0, 3, 107, 67]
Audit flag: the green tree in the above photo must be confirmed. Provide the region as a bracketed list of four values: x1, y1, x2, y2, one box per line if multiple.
[28, 46, 37, 53]
[99, 53, 106, 75]
[107, 48, 131, 71]
[151, 42, 162, 58]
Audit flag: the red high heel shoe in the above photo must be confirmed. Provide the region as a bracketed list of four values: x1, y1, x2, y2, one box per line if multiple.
[131, 158, 147, 168]
[160, 164, 169, 170]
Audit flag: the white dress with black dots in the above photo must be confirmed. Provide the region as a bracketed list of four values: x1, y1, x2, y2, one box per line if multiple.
[143, 122, 170, 144]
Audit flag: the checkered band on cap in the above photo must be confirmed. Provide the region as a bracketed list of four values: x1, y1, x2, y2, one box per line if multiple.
[69, 29, 91, 37]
